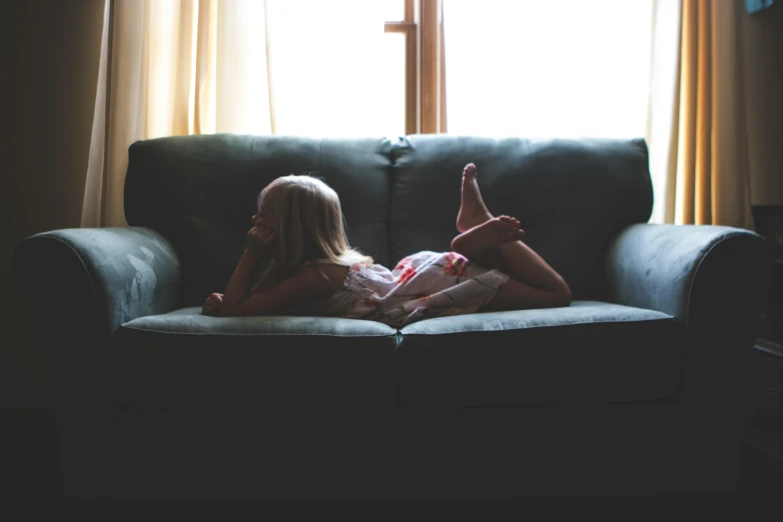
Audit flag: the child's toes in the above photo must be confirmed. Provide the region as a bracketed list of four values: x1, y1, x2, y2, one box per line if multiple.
[511, 230, 526, 241]
[499, 216, 520, 230]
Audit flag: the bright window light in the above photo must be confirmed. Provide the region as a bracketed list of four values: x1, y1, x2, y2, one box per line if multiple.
[444, 0, 654, 139]
[267, 0, 402, 138]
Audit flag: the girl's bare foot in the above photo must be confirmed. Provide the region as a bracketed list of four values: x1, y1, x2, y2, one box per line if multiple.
[456, 163, 494, 233]
[451, 216, 526, 258]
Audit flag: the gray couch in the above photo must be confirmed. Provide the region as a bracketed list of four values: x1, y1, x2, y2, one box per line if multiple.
[14, 134, 773, 497]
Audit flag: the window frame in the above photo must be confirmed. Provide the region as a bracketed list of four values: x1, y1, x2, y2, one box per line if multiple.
[384, 0, 445, 135]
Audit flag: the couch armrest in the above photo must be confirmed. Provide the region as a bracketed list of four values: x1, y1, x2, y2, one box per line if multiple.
[13, 226, 180, 408]
[14, 227, 181, 340]
[606, 223, 773, 405]
[13, 227, 180, 498]
[606, 224, 772, 326]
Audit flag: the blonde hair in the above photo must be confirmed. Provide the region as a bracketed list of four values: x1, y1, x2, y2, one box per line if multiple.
[257, 174, 372, 282]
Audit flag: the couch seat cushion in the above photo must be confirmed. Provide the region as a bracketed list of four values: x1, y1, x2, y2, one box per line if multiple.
[397, 301, 685, 406]
[110, 307, 399, 408]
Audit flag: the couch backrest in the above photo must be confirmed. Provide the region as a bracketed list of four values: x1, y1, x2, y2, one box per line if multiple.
[389, 135, 652, 300]
[125, 134, 393, 305]
[125, 134, 651, 304]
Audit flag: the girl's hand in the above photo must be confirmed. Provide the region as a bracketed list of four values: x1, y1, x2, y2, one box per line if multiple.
[202, 292, 224, 316]
[247, 226, 276, 255]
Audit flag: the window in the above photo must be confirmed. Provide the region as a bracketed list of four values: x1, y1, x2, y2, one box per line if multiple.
[443, 0, 654, 138]
[266, 0, 406, 137]
[385, 0, 446, 134]
[200, 0, 653, 139]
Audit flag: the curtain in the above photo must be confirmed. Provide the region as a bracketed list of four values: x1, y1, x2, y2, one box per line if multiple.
[646, 0, 683, 225]
[647, 0, 753, 228]
[81, 0, 391, 228]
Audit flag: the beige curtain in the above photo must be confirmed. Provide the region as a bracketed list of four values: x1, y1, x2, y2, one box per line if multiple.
[647, 0, 753, 228]
[81, 0, 274, 228]
[81, 0, 390, 228]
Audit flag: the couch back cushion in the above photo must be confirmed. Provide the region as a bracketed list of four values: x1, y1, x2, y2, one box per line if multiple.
[389, 135, 652, 300]
[125, 135, 392, 306]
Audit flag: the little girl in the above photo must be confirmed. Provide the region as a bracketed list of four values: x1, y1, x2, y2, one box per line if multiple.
[202, 164, 572, 326]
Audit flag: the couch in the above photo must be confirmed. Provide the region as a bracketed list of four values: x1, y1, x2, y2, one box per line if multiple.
[14, 134, 773, 497]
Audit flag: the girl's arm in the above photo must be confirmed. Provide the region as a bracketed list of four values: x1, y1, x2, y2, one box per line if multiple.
[220, 247, 264, 313]
[249, 260, 277, 295]
[221, 225, 275, 311]
[218, 265, 334, 317]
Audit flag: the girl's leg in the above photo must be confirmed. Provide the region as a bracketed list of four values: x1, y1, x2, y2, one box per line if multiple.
[451, 219, 570, 301]
[481, 277, 571, 312]
[456, 163, 494, 233]
[465, 248, 502, 271]
[450, 216, 525, 258]
[450, 222, 571, 312]
[455, 163, 571, 309]
[454, 163, 502, 270]
[495, 240, 571, 295]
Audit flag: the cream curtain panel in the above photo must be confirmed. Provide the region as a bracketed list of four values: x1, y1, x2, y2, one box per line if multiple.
[647, 0, 753, 228]
[82, 0, 391, 228]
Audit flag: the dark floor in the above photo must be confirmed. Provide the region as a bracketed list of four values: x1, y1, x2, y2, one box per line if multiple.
[737, 414, 783, 497]
[3, 408, 62, 499]
[2, 406, 782, 499]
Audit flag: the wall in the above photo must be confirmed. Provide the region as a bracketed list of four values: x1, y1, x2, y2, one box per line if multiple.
[741, 3, 783, 416]
[742, 2, 783, 206]
[0, 0, 106, 408]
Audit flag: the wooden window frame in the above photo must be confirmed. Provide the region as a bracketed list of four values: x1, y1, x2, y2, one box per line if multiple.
[384, 0, 417, 135]
[384, 0, 444, 135]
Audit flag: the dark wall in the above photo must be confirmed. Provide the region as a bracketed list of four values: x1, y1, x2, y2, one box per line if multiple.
[742, 3, 783, 205]
[0, 0, 105, 408]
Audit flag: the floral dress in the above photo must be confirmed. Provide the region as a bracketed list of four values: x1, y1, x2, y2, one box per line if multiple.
[302, 251, 510, 328]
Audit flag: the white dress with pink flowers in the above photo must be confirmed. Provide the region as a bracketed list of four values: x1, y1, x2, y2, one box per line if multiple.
[302, 251, 510, 328]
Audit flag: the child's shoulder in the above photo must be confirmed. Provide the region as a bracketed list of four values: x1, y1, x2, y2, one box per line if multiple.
[297, 259, 350, 291]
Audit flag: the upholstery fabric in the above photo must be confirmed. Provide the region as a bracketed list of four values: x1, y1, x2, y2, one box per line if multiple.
[14, 227, 180, 337]
[605, 223, 771, 325]
[125, 134, 652, 302]
[398, 301, 684, 406]
[165, 215, 257, 306]
[124, 135, 394, 304]
[119, 306, 397, 336]
[606, 223, 773, 406]
[111, 307, 399, 408]
[388, 135, 652, 300]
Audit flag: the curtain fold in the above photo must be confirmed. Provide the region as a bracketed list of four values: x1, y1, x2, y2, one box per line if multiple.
[81, 0, 393, 228]
[86, 0, 275, 227]
[648, 0, 753, 228]
[193, 0, 216, 135]
[646, 0, 682, 225]
[81, 0, 111, 228]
